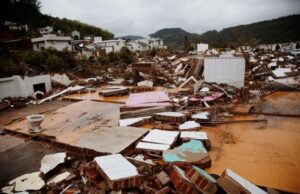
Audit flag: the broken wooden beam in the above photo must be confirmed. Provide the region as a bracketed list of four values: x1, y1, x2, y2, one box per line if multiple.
[200, 119, 268, 125]
[230, 104, 255, 115]
[99, 87, 129, 97]
[120, 106, 168, 119]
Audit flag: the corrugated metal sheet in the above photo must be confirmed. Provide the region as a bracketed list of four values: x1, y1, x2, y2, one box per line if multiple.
[204, 57, 245, 88]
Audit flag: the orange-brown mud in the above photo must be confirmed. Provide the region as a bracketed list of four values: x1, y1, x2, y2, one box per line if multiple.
[3, 91, 300, 192]
[202, 91, 300, 193]
[255, 91, 300, 115]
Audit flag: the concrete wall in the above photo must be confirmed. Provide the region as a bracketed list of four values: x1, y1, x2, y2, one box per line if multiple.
[127, 41, 148, 52]
[32, 42, 45, 51]
[204, 57, 245, 88]
[0, 75, 52, 99]
[137, 38, 164, 50]
[45, 41, 72, 51]
[197, 43, 209, 52]
[94, 40, 125, 53]
[33, 41, 72, 51]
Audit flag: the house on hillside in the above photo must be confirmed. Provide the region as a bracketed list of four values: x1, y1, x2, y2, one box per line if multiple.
[31, 34, 72, 51]
[93, 39, 125, 53]
[71, 30, 80, 40]
[137, 37, 165, 50]
[39, 26, 53, 35]
[238, 45, 252, 52]
[125, 37, 165, 52]
[94, 37, 102, 43]
[3, 21, 28, 31]
[125, 40, 148, 52]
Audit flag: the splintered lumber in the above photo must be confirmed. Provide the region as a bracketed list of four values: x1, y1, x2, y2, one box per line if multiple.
[230, 104, 255, 115]
[99, 87, 129, 97]
[200, 119, 267, 125]
[120, 106, 168, 119]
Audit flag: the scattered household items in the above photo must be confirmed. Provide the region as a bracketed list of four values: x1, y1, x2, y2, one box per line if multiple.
[26, 114, 45, 133]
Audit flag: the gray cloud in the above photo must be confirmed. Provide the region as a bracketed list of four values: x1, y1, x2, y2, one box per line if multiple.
[40, 0, 300, 36]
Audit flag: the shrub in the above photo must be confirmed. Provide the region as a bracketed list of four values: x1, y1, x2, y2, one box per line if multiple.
[120, 47, 135, 64]
[46, 55, 65, 72]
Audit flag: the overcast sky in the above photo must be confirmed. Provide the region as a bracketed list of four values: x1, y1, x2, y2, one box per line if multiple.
[40, 0, 300, 37]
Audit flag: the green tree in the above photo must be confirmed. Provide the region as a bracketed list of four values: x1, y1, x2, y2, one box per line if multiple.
[108, 52, 120, 62]
[248, 38, 259, 49]
[120, 47, 135, 64]
[46, 55, 64, 72]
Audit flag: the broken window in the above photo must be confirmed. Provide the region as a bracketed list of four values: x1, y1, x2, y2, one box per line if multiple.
[33, 83, 46, 99]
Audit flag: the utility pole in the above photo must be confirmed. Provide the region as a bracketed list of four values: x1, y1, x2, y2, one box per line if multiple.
[184, 35, 189, 55]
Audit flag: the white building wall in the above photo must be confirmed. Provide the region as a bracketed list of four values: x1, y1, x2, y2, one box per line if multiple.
[94, 40, 125, 53]
[136, 38, 164, 50]
[0, 75, 52, 99]
[32, 42, 45, 51]
[45, 41, 72, 51]
[127, 41, 148, 52]
[0, 77, 20, 99]
[204, 57, 245, 88]
[94, 37, 102, 43]
[197, 43, 209, 52]
[32, 41, 71, 51]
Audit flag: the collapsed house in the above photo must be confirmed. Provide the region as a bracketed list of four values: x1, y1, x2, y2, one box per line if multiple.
[0, 75, 52, 99]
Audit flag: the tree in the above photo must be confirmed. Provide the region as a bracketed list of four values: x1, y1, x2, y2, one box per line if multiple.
[0, 0, 41, 26]
[120, 47, 135, 64]
[46, 55, 64, 71]
[248, 38, 259, 49]
[275, 44, 281, 51]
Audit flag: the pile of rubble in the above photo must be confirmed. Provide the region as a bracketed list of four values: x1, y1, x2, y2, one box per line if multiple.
[1, 87, 269, 193]
[248, 50, 300, 90]
[1, 151, 267, 194]
[1, 50, 299, 193]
